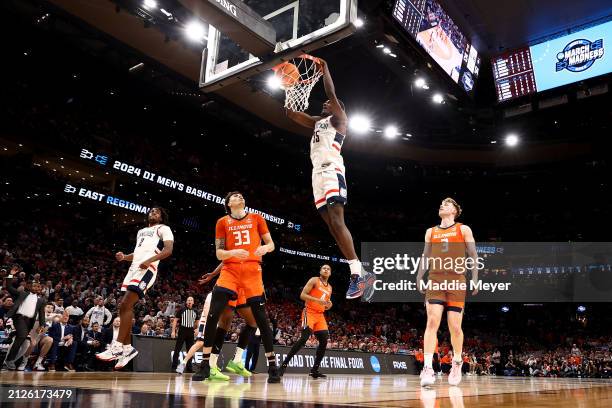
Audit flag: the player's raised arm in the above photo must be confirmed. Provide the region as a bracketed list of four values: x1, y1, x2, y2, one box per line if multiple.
[416, 228, 433, 294]
[318, 59, 348, 123]
[285, 108, 320, 129]
[461, 225, 479, 295]
[198, 262, 223, 285]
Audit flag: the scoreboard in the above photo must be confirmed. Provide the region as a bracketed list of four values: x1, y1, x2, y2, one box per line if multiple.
[491, 47, 537, 102]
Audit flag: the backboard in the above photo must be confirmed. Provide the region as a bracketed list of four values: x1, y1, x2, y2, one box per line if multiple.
[199, 0, 358, 91]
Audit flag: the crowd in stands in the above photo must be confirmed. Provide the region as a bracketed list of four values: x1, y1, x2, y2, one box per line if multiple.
[2, 217, 612, 377]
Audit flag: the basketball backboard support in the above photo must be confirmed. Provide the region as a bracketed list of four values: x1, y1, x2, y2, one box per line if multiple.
[199, 0, 358, 92]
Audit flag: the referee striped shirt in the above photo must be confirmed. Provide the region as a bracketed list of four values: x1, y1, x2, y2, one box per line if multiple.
[176, 307, 197, 328]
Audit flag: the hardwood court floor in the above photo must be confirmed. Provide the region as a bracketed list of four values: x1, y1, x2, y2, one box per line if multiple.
[1, 371, 611, 407]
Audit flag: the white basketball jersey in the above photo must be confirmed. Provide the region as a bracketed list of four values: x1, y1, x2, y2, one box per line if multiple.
[130, 224, 174, 268]
[310, 116, 345, 174]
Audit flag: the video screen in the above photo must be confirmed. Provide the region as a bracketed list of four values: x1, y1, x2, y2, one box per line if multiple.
[393, 0, 480, 92]
[492, 20, 611, 102]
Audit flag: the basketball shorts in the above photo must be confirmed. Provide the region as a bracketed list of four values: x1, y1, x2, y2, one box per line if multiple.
[425, 272, 466, 312]
[121, 262, 158, 299]
[312, 167, 348, 210]
[215, 262, 265, 302]
[302, 309, 328, 332]
[227, 288, 248, 309]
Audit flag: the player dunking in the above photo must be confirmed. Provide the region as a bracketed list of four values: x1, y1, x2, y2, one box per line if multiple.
[97, 207, 174, 368]
[193, 191, 280, 383]
[416, 198, 478, 386]
[286, 58, 375, 300]
[279, 264, 332, 378]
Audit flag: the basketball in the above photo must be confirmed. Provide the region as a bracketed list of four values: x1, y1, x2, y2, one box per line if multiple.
[276, 62, 300, 87]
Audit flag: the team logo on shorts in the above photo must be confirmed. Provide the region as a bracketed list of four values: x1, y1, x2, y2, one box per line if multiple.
[340, 188, 347, 198]
[555, 38, 604, 72]
[139, 281, 147, 290]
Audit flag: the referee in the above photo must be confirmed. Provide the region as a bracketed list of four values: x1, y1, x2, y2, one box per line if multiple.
[171, 296, 197, 371]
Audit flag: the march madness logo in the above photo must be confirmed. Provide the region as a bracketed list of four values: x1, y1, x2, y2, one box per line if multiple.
[555, 38, 604, 72]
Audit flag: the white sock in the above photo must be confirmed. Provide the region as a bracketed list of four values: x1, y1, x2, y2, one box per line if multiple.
[111, 341, 123, 350]
[233, 348, 244, 363]
[36, 356, 43, 365]
[348, 259, 363, 277]
[123, 344, 132, 352]
[210, 354, 218, 369]
[453, 354, 463, 364]
[424, 353, 433, 369]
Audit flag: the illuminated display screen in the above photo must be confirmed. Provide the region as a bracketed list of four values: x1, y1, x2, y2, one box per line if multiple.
[393, 0, 480, 92]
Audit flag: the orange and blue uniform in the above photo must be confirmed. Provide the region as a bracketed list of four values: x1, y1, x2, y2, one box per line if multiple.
[215, 213, 269, 302]
[302, 278, 332, 332]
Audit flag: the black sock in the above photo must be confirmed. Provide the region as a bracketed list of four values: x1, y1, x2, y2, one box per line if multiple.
[267, 354, 277, 367]
[212, 328, 227, 355]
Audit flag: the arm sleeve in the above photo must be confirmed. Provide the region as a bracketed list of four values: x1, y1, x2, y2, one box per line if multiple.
[257, 215, 270, 236]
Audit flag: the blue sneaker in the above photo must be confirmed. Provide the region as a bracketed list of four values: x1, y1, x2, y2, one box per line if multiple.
[345, 274, 365, 299]
[361, 272, 377, 302]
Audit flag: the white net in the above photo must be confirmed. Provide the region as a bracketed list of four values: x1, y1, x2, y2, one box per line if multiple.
[276, 55, 323, 112]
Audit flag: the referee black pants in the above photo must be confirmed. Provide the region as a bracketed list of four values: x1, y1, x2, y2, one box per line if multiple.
[5, 315, 33, 363]
[172, 326, 194, 369]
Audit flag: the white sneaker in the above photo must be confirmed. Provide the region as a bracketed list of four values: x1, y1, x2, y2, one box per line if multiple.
[114, 347, 138, 370]
[448, 361, 462, 386]
[176, 362, 185, 375]
[96, 343, 123, 362]
[17, 360, 27, 371]
[420, 366, 436, 387]
[34, 362, 46, 371]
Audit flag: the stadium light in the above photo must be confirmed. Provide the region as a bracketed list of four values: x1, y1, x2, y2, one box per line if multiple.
[432, 93, 444, 104]
[505, 134, 519, 147]
[414, 78, 426, 88]
[384, 125, 398, 139]
[349, 115, 371, 134]
[383, 47, 391, 54]
[501, 306, 510, 313]
[577, 305, 586, 313]
[267, 75, 282, 90]
[143, 0, 157, 10]
[354, 18, 364, 28]
[185, 21, 207, 42]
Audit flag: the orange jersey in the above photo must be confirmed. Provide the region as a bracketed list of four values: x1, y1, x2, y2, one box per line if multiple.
[305, 278, 332, 313]
[429, 223, 466, 274]
[215, 213, 270, 263]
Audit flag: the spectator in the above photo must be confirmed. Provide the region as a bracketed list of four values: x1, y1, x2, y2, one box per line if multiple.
[103, 317, 121, 348]
[85, 297, 112, 329]
[0, 297, 14, 320]
[84, 322, 104, 370]
[140, 323, 153, 336]
[48, 312, 77, 372]
[65, 300, 84, 324]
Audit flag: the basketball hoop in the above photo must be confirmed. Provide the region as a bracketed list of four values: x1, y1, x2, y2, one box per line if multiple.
[272, 54, 323, 112]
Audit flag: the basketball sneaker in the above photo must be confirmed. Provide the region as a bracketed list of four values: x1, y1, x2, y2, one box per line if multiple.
[96, 341, 123, 362]
[420, 366, 436, 387]
[176, 362, 185, 375]
[309, 369, 327, 379]
[192, 361, 210, 381]
[226, 360, 252, 377]
[17, 360, 27, 371]
[206, 366, 230, 381]
[278, 363, 288, 377]
[361, 271, 377, 302]
[114, 346, 138, 369]
[345, 274, 365, 299]
[448, 361, 463, 386]
[267, 365, 281, 383]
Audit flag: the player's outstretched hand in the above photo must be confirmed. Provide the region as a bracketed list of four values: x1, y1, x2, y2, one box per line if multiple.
[232, 249, 250, 259]
[115, 252, 125, 261]
[198, 273, 215, 285]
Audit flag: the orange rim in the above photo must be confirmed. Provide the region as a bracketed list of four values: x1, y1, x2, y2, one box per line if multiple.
[271, 54, 322, 85]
